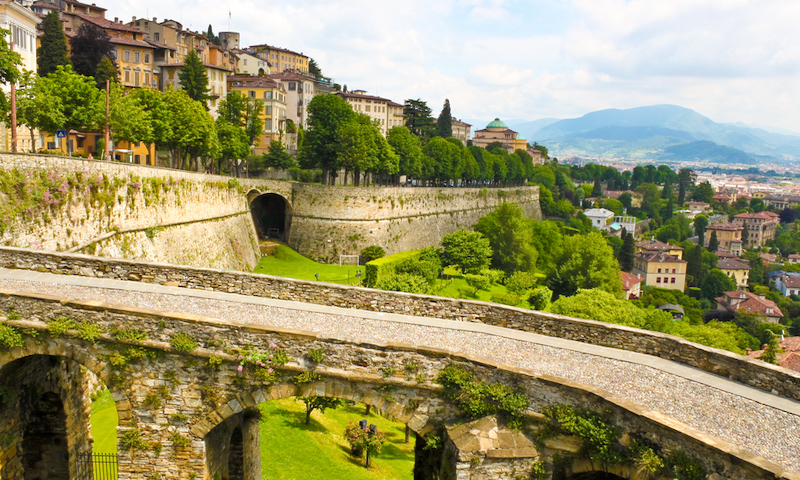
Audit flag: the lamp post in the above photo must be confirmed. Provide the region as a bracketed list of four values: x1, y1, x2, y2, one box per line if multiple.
[365, 423, 377, 468]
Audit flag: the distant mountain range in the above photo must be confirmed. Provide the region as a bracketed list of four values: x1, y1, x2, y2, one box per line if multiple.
[498, 105, 800, 164]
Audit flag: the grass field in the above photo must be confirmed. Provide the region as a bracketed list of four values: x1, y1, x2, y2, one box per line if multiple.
[259, 398, 414, 480]
[254, 245, 366, 285]
[90, 389, 118, 454]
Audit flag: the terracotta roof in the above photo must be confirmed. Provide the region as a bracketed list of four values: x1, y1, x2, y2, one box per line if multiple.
[717, 257, 750, 271]
[716, 291, 783, 318]
[747, 337, 800, 372]
[228, 75, 282, 89]
[789, 254, 800, 260]
[706, 222, 742, 231]
[72, 13, 142, 34]
[109, 34, 153, 48]
[635, 252, 687, 264]
[161, 62, 233, 72]
[388, 101, 404, 108]
[335, 91, 397, 103]
[714, 248, 737, 258]
[760, 253, 777, 263]
[779, 275, 800, 289]
[63, 0, 106, 10]
[249, 44, 307, 58]
[734, 211, 780, 220]
[267, 71, 315, 82]
[636, 240, 684, 252]
[620, 272, 643, 291]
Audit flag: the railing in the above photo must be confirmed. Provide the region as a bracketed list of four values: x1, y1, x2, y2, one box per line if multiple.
[76, 453, 118, 480]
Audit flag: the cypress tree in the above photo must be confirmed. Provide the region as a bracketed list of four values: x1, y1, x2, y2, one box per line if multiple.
[436, 98, 452, 138]
[619, 230, 635, 272]
[742, 222, 750, 247]
[686, 245, 705, 287]
[708, 230, 719, 252]
[38, 11, 70, 76]
[178, 50, 209, 105]
[94, 57, 119, 89]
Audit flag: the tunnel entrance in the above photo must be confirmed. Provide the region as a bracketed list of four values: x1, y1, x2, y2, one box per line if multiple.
[228, 427, 244, 480]
[22, 391, 70, 479]
[568, 473, 627, 480]
[250, 193, 291, 241]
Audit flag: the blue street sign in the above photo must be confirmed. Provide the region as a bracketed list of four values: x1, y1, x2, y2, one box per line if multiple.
[56, 130, 66, 138]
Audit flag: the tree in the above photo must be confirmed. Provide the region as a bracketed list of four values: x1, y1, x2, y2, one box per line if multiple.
[474, 203, 537, 275]
[297, 396, 343, 425]
[70, 22, 115, 81]
[336, 122, 375, 185]
[708, 230, 719, 252]
[741, 222, 750, 247]
[129, 87, 171, 157]
[757, 332, 783, 365]
[403, 99, 435, 138]
[635, 183, 662, 222]
[163, 87, 218, 169]
[40, 66, 105, 153]
[387, 126, 423, 180]
[178, 50, 209, 105]
[109, 82, 153, 148]
[263, 140, 296, 169]
[694, 215, 709, 247]
[308, 58, 323, 79]
[216, 119, 250, 174]
[691, 181, 714, 203]
[94, 57, 119, 89]
[550, 289, 672, 331]
[547, 232, 622, 299]
[300, 94, 355, 184]
[619, 230, 635, 272]
[440, 229, 492, 274]
[13, 71, 65, 151]
[701, 269, 736, 300]
[37, 11, 70, 76]
[0, 27, 23, 132]
[436, 98, 452, 138]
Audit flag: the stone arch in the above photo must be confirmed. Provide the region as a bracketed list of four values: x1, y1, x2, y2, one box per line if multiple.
[0, 339, 133, 427]
[565, 459, 634, 480]
[21, 391, 70, 479]
[247, 191, 293, 241]
[228, 427, 244, 480]
[196, 378, 441, 441]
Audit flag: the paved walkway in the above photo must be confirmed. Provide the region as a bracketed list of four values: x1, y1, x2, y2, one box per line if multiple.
[0, 267, 798, 472]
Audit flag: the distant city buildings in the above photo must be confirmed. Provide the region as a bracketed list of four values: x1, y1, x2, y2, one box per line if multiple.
[732, 212, 779, 247]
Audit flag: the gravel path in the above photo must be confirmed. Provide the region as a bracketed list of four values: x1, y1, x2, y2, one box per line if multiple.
[1, 277, 798, 472]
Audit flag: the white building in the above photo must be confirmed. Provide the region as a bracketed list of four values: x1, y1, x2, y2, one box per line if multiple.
[584, 208, 615, 229]
[236, 50, 270, 76]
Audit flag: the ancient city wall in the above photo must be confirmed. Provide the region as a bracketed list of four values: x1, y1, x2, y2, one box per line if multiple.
[0, 289, 794, 480]
[285, 184, 541, 261]
[1, 246, 798, 406]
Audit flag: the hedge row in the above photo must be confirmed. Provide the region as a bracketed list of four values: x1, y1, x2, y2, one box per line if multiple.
[364, 250, 421, 287]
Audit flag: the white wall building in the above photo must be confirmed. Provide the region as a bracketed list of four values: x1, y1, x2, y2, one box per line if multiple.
[584, 208, 615, 229]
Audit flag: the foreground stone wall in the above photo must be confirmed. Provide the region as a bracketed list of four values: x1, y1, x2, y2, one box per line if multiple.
[0, 289, 793, 480]
[1, 246, 797, 404]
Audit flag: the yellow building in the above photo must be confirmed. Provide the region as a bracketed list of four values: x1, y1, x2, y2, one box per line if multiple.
[227, 75, 287, 154]
[635, 239, 684, 260]
[632, 252, 687, 292]
[334, 90, 404, 136]
[39, 131, 155, 165]
[717, 257, 750, 290]
[704, 223, 743, 255]
[249, 44, 309, 74]
[472, 118, 541, 160]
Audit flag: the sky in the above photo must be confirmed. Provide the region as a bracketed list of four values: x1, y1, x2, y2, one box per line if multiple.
[113, 0, 800, 132]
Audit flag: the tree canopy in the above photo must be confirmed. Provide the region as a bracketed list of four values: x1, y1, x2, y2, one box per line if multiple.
[178, 50, 209, 105]
[69, 22, 115, 83]
[37, 12, 70, 76]
[440, 229, 492, 274]
[436, 98, 452, 138]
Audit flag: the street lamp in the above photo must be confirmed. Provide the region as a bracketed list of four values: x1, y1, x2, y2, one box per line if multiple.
[366, 423, 377, 468]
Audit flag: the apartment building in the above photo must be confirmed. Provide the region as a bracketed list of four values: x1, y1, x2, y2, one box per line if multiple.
[717, 257, 750, 290]
[704, 223, 743, 255]
[267, 70, 316, 129]
[227, 75, 287, 154]
[732, 211, 779, 247]
[249, 44, 309, 74]
[235, 50, 270, 76]
[451, 118, 472, 144]
[632, 251, 687, 292]
[334, 90, 404, 136]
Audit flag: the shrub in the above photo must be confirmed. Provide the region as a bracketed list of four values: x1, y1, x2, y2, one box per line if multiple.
[528, 286, 553, 311]
[0, 324, 24, 349]
[46, 317, 76, 337]
[76, 323, 105, 343]
[307, 348, 325, 364]
[375, 272, 430, 294]
[112, 327, 147, 343]
[170, 333, 198, 352]
[344, 420, 386, 458]
[464, 274, 491, 291]
[360, 246, 386, 262]
[120, 429, 148, 450]
[436, 364, 528, 427]
[482, 269, 505, 284]
[395, 257, 440, 285]
[505, 271, 539, 296]
[457, 286, 478, 298]
[490, 292, 521, 306]
[364, 250, 422, 287]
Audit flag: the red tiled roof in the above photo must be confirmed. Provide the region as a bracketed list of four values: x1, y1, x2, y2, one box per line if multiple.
[716, 291, 783, 318]
[782, 337, 800, 352]
[620, 272, 643, 291]
[335, 91, 396, 103]
[228, 75, 282, 89]
[72, 13, 142, 34]
[109, 34, 153, 48]
[717, 257, 750, 270]
[636, 240, 684, 252]
[734, 211, 780, 220]
[635, 252, 687, 264]
[706, 222, 742, 231]
[267, 71, 315, 82]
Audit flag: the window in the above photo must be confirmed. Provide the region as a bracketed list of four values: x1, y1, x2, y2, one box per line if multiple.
[144, 53, 150, 64]
[154, 32, 160, 41]
[264, 91, 272, 99]
[145, 72, 150, 85]
[243, 59, 247, 65]
[365, 105, 370, 112]
[124, 69, 131, 82]
[671, 278, 676, 284]
[134, 51, 140, 63]
[656, 277, 661, 283]
[264, 119, 272, 130]
[289, 82, 296, 91]
[249, 90, 255, 98]
[265, 105, 272, 115]
[672, 269, 676, 274]
[124, 50, 130, 62]
[77, 138, 84, 148]
[657, 268, 662, 273]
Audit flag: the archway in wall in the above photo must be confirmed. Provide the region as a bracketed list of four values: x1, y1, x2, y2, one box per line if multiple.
[228, 427, 244, 480]
[22, 391, 70, 479]
[568, 472, 627, 479]
[250, 193, 291, 241]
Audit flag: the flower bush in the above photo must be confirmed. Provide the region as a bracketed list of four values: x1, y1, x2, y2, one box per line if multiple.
[344, 421, 386, 458]
[237, 343, 288, 383]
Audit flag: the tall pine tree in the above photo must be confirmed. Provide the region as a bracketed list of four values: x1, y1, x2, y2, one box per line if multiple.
[436, 98, 452, 138]
[619, 230, 635, 272]
[178, 50, 209, 106]
[708, 230, 719, 252]
[37, 11, 70, 76]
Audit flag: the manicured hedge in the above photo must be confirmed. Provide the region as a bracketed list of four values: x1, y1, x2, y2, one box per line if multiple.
[364, 250, 421, 287]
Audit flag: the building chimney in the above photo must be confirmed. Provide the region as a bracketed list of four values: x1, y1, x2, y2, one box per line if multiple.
[153, 17, 157, 21]
[114, 17, 119, 23]
[132, 16, 136, 21]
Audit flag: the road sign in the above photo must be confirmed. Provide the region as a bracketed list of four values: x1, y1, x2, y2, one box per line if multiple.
[56, 130, 66, 138]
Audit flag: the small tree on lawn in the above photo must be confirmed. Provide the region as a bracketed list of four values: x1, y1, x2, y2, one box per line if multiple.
[297, 396, 343, 425]
[440, 229, 491, 274]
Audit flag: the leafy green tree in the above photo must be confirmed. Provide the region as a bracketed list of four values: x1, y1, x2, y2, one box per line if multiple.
[129, 88, 171, 158]
[308, 58, 323, 79]
[244, 99, 264, 148]
[163, 87, 218, 169]
[436, 98, 452, 138]
[550, 289, 671, 330]
[757, 332, 782, 365]
[12, 71, 64, 151]
[547, 232, 622, 298]
[618, 192, 633, 211]
[440, 229, 492, 274]
[403, 99, 435, 138]
[677, 168, 696, 205]
[39, 66, 104, 153]
[700, 269, 736, 300]
[37, 12, 70, 76]
[387, 126, 423, 180]
[297, 397, 343, 425]
[109, 82, 153, 148]
[685, 244, 706, 287]
[216, 119, 250, 174]
[337, 122, 375, 185]
[694, 215, 708, 246]
[70, 22, 115, 81]
[619, 230, 635, 272]
[94, 57, 119, 89]
[300, 94, 355, 184]
[474, 202, 537, 275]
[0, 27, 21, 118]
[691, 181, 714, 203]
[708, 230, 719, 252]
[263, 140, 296, 169]
[635, 183, 662, 222]
[178, 50, 209, 105]
[505, 271, 539, 296]
[217, 90, 249, 127]
[528, 286, 552, 311]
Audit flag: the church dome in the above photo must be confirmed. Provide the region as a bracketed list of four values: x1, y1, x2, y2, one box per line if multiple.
[486, 118, 508, 128]
[516, 133, 526, 140]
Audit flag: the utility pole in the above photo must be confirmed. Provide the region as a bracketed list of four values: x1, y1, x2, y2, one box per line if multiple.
[104, 79, 110, 160]
[9, 43, 17, 153]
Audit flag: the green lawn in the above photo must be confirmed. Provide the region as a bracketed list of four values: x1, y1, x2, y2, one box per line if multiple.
[259, 398, 415, 480]
[432, 267, 530, 308]
[254, 245, 366, 285]
[90, 389, 118, 454]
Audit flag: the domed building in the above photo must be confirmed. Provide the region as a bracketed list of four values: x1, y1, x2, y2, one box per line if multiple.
[472, 119, 544, 164]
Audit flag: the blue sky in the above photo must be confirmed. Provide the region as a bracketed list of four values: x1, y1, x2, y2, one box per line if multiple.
[114, 0, 800, 131]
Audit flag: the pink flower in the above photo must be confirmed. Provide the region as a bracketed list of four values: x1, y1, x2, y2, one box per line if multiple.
[267, 368, 273, 373]
[238, 355, 243, 360]
[246, 357, 251, 361]
[237, 365, 243, 372]
[269, 343, 277, 349]
[268, 354, 273, 359]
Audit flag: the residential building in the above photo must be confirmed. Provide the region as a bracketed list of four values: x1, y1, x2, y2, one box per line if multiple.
[227, 75, 287, 154]
[451, 118, 471, 144]
[584, 208, 615, 230]
[733, 212, 779, 247]
[704, 223, 743, 256]
[632, 252, 687, 291]
[249, 44, 309, 74]
[608, 216, 636, 237]
[717, 257, 750, 290]
[788, 254, 800, 265]
[763, 195, 800, 210]
[635, 239, 684, 260]
[268, 70, 316, 129]
[776, 274, 800, 297]
[235, 50, 270, 76]
[715, 291, 783, 323]
[620, 272, 643, 300]
[0, 0, 39, 152]
[685, 201, 712, 214]
[713, 194, 732, 204]
[759, 253, 777, 266]
[603, 190, 642, 208]
[748, 337, 800, 373]
[471, 118, 528, 154]
[334, 90, 404, 136]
